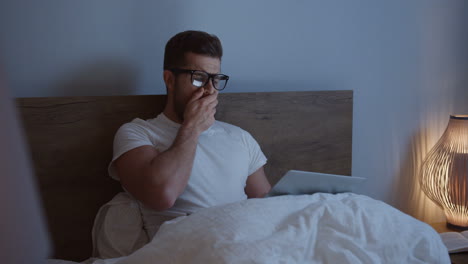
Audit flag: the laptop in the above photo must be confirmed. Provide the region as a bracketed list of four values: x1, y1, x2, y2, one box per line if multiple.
[266, 170, 366, 197]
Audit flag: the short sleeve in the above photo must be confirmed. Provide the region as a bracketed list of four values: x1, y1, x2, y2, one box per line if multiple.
[242, 130, 267, 175]
[108, 121, 154, 181]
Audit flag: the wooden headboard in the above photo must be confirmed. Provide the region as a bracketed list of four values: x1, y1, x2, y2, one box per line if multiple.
[16, 90, 353, 261]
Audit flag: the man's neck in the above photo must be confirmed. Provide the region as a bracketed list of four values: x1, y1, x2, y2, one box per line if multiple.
[163, 108, 183, 124]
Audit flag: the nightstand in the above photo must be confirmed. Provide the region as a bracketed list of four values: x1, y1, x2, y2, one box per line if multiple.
[430, 222, 468, 264]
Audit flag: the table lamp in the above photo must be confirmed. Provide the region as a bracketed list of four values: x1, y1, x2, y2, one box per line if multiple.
[419, 115, 468, 230]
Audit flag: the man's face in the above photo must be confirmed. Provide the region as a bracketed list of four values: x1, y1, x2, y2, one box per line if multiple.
[171, 52, 221, 121]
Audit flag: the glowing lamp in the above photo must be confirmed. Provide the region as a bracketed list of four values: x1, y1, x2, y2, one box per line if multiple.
[419, 115, 468, 230]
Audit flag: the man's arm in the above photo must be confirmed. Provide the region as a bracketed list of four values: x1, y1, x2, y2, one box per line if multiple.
[244, 166, 271, 198]
[114, 88, 218, 211]
[114, 128, 199, 211]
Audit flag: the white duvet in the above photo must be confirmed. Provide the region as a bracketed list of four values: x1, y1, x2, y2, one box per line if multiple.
[89, 193, 449, 264]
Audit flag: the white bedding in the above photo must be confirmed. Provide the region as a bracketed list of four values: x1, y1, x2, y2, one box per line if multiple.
[89, 193, 448, 264]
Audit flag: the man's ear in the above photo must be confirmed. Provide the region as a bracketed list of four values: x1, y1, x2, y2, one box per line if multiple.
[163, 70, 174, 93]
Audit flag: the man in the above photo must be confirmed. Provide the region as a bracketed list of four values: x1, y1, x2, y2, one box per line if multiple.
[108, 30, 271, 238]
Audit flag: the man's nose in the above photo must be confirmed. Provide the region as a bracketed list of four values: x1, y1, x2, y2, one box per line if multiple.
[203, 79, 216, 95]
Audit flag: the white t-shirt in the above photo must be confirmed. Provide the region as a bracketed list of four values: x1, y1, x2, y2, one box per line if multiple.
[108, 113, 267, 237]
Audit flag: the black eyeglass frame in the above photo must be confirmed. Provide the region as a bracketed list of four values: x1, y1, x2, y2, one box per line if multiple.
[169, 68, 230, 91]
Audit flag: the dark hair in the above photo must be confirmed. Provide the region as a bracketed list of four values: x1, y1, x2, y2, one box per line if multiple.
[163, 30, 223, 70]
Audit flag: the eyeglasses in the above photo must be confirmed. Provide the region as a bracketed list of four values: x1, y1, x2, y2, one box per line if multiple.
[169, 69, 229, 91]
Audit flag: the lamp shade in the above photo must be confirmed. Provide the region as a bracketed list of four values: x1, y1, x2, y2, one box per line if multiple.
[419, 115, 468, 229]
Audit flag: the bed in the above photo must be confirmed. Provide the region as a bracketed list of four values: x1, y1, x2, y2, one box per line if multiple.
[16, 90, 450, 263]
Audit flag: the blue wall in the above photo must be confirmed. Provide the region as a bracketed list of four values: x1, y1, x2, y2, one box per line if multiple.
[1, 0, 467, 223]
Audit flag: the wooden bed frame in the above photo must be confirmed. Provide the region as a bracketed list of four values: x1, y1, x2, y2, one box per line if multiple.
[17, 90, 353, 262]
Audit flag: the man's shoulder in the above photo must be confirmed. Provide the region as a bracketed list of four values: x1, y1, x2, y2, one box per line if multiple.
[212, 121, 260, 143]
[214, 120, 246, 135]
[211, 121, 261, 149]
[115, 117, 161, 136]
[119, 118, 151, 130]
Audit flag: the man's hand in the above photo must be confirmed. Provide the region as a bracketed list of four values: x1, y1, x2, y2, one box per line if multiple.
[182, 88, 218, 134]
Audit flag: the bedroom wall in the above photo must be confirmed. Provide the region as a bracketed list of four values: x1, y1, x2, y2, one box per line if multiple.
[1, 0, 467, 224]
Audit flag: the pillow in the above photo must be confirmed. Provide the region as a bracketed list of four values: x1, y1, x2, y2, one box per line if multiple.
[92, 192, 149, 259]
